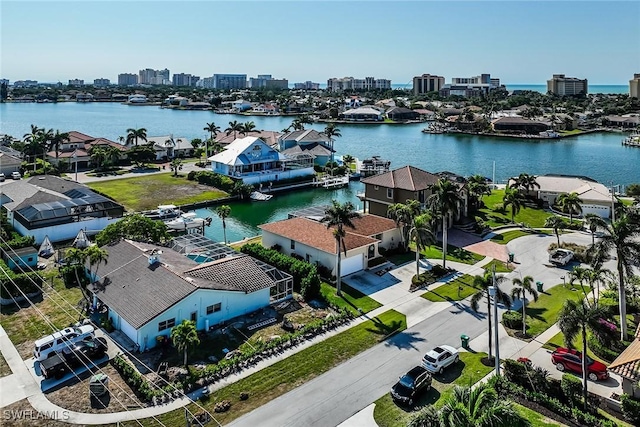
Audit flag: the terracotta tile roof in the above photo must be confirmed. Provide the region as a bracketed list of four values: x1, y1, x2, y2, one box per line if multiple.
[609, 325, 640, 381]
[260, 217, 378, 253]
[361, 166, 440, 191]
[86, 138, 128, 151]
[348, 215, 397, 236]
[67, 131, 95, 143]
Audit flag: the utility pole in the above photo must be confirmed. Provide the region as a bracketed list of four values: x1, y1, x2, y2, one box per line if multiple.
[489, 264, 500, 376]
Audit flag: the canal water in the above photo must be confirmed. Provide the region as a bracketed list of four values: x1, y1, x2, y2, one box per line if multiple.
[1, 102, 638, 243]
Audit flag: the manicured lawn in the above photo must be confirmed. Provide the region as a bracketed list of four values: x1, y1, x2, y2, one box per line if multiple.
[490, 229, 550, 244]
[373, 352, 493, 427]
[146, 310, 407, 426]
[514, 403, 566, 426]
[505, 284, 590, 339]
[321, 282, 382, 315]
[421, 274, 478, 302]
[480, 189, 553, 228]
[390, 245, 483, 266]
[88, 173, 228, 211]
[542, 330, 605, 363]
[483, 259, 514, 273]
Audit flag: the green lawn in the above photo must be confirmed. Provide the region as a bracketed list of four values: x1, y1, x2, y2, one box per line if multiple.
[506, 284, 590, 339]
[542, 330, 604, 362]
[482, 259, 514, 273]
[480, 190, 553, 228]
[321, 282, 382, 315]
[514, 403, 566, 426]
[421, 274, 478, 302]
[490, 229, 550, 244]
[373, 352, 493, 427]
[87, 173, 228, 211]
[390, 245, 483, 266]
[144, 310, 406, 426]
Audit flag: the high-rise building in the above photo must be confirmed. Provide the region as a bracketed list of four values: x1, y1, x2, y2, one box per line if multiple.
[212, 74, 247, 90]
[248, 74, 288, 89]
[629, 73, 640, 98]
[326, 76, 391, 92]
[293, 81, 320, 90]
[173, 73, 199, 87]
[14, 80, 38, 87]
[93, 78, 110, 87]
[0, 79, 9, 86]
[438, 73, 500, 98]
[547, 74, 588, 96]
[68, 79, 84, 86]
[118, 73, 138, 86]
[413, 74, 445, 95]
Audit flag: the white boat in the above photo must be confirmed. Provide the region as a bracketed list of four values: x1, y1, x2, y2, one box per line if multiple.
[144, 204, 183, 220]
[622, 133, 640, 147]
[250, 191, 273, 201]
[166, 212, 211, 230]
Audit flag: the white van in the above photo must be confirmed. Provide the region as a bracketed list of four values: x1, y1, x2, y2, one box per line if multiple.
[33, 325, 95, 361]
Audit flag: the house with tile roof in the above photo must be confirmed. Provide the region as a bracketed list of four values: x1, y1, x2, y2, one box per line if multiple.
[260, 214, 401, 277]
[608, 325, 640, 398]
[89, 239, 293, 351]
[145, 135, 192, 160]
[0, 176, 124, 244]
[46, 131, 128, 168]
[278, 129, 334, 166]
[359, 166, 468, 221]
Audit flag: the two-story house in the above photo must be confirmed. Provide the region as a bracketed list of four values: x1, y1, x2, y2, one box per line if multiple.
[278, 129, 334, 167]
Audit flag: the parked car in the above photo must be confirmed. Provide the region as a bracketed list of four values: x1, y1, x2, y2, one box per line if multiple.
[549, 249, 574, 266]
[39, 337, 108, 380]
[421, 345, 459, 374]
[0, 172, 5, 182]
[33, 325, 95, 361]
[11, 171, 21, 180]
[551, 347, 609, 381]
[390, 366, 432, 406]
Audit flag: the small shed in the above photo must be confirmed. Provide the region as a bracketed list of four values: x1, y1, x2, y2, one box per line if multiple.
[2, 246, 38, 271]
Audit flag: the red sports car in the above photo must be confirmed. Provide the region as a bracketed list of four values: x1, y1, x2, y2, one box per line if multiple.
[551, 347, 609, 381]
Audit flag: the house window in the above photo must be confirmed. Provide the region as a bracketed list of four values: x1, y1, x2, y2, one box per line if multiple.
[305, 254, 310, 262]
[374, 185, 379, 190]
[206, 303, 222, 314]
[190, 312, 197, 322]
[27, 257, 33, 262]
[387, 188, 393, 199]
[290, 240, 295, 250]
[158, 318, 176, 331]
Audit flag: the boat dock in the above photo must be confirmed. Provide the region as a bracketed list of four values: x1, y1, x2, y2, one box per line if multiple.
[622, 134, 640, 147]
[313, 175, 350, 189]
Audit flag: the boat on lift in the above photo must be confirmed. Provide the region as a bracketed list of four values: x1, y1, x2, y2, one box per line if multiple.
[166, 212, 212, 230]
[250, 191, 273, 201]
[143, 204, 183, 220]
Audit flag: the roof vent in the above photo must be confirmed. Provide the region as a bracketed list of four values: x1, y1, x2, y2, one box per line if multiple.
[149, 254, 160, 265]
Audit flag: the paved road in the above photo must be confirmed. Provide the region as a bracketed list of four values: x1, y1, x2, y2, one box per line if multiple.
[227, 300, 489, 427]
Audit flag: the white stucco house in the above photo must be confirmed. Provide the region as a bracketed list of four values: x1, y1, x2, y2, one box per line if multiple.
[208, 136, 314, 185]
[533, 175, 613, 219]
[145, 135, 192, 160]
[260, 214, 401, 277]
[89, 239, 293, 351]
[0, 176, 125, 244]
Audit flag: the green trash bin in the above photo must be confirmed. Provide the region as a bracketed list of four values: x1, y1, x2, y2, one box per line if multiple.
[461, 334, 469, 348]
[536, 281, 544, 292]
[508, 253, 515, 262]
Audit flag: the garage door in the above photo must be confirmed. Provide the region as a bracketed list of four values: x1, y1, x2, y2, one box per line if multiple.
[119, 317, 138, 345]
[341, 254, 364, 277]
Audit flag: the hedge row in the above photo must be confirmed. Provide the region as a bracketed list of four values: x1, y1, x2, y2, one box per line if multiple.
[0, 235, 35, 251]
[240, 243, 320, 300]
[0, 259, 43, 299]
[186, 170, 235, 192]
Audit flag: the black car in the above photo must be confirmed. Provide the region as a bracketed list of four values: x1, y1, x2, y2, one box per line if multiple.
[62, 337, 108, 366]
[390, 366, 432, 406]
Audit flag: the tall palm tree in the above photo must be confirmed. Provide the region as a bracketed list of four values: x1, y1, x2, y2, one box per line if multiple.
[513, 173, 540, 195]
[557, 299, 610, 410]
[89, 146, 107, 170]
[584, 266, 612, 308]
[65, 247, 90, 305]
[409, 213, 436, 277]
[215, 205, 231, 244]
[511, 275, 539, 336]
[502, 186, 526, 223]
[38, 128, 54, 174]
[387, 203, 411, 251]
[323, 123, 341, 163]
[544, 215, 566, 246]
[23, 124, 45, 168]
[466, 174, 491, 211]
[557, 192, 583, 223]
[584, 213, 606, 246]
[170, 320, 200, 366]
[470, 270, 511, 362]
[590, 211, 640, 339]
[125, 127, 147, 146]
[164, 135, 181, 159]
[240, 121, 256, 135]
[103, 145, 121, 168]
[320, 200, 361, 296]
[49, 130, 70, 162]
[436, 383, 531, 427]
[203, 122, 220, 140]
[426, 178, 461, 269]
[85, 245, 108, 285]
[225, 120, 242, 140]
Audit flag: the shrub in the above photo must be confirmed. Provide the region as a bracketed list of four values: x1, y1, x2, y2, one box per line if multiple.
[547, 242, 593, 264]
[0, 259, 43, 299]
[0, 235, 35, 251]
[561, 374, 583, 406]
[492, 203, 506, 213]
[502, 310, 523, 330]
[621, 394, 640, 425]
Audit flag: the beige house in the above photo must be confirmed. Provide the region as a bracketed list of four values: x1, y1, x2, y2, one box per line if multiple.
[533, 175, 612, 219]
[609, 325, 640, 398]
[260, 215, 401, 277]
[0, 152, 22, 175]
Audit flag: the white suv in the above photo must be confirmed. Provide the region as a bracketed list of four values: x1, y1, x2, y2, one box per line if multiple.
[33, 325, 95, 361]
[11, 171, 21, 180]
[421, 345, 459, 374]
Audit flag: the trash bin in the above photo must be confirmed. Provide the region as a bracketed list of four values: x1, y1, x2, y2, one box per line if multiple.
[461, 334, 469, 348]
[536, 281, 544, 292]
[508, 253, 515, 262]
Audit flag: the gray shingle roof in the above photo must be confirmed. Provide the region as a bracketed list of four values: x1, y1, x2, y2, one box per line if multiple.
[184, 255, 276, 293]
[361, 166, 440, 191]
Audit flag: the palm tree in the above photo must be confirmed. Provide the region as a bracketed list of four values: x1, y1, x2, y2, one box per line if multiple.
[387, 202, 418, 251]
[170, 320, 200, 366]
[23, 124, 45, 168]
[85, 245, 108, 285]
[323, 123, 341, 163]
[513, 173, 540, 194]
[125, 127, 147, 146]
[557, 299, 610, 410]
[544, 215, 566, 246]
[65, 247, 90, 305]
[436, 383, 530, 427]
[467, 174, 491, 211]
[215, 205, 231, 244]
[426, 178, 461, 269]
[49, 130, 70, 162]
[240, 121, 256, 135]
[590, 211, 640, 339]
[169, 158, 183, 177]
[584, 213, 606, 246]
[511, 275, 539, 336]
[164, 135, 181, 159]
[470, 270, 511, 362]
[203, 122, 220, 140]
[557, 192, 583, 223]
[502, 186, 526, 223]
[409, 213, 436, 277]
[342, 154, 355, 165]
[89, 146, 107, 170]
[103, 145, 121, 168]
[320, 200, 361, 296]
[225, 120, 242, 140]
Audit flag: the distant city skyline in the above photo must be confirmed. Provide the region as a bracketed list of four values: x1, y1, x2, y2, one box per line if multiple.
[2, 1, 639, 85]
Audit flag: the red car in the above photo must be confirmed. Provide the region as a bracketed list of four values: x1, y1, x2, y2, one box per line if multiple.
[551, 347, 609, 381]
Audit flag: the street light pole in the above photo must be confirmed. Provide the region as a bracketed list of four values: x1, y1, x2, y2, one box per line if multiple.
[489, 266, 500, 376]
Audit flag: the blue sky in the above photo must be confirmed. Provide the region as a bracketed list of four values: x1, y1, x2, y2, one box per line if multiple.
[1, 1, 638, 84]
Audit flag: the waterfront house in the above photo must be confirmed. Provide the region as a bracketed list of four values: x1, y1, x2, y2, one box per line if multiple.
[89, 239, 292, 351]
[360, 165, 468, 225]
[260, 214, 400, 277]
[339, 106, 384, 121]
[0, 152, 22, 175]
[208, 136, 315, 185]
[278, 129, 334, 166]
[386, 107, 420, 121]
[45, 131, 127, 168]
[215, 130, 282, 148]
[0, 176, 124, 244]
[145, 135, 192, 160]
[492, 117, 549, 134]
[602, 114, 640, 129]
[232, 99, 253, 112]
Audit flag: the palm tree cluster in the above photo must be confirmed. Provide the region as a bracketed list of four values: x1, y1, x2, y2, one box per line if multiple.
[556, 192, 583, 223]
[427, 178, 462, 268]
[224, 120, 257, 139]
[21, 125, 70, 172]
[65, 245, 109, 309]
[89, 145, 121, 171]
